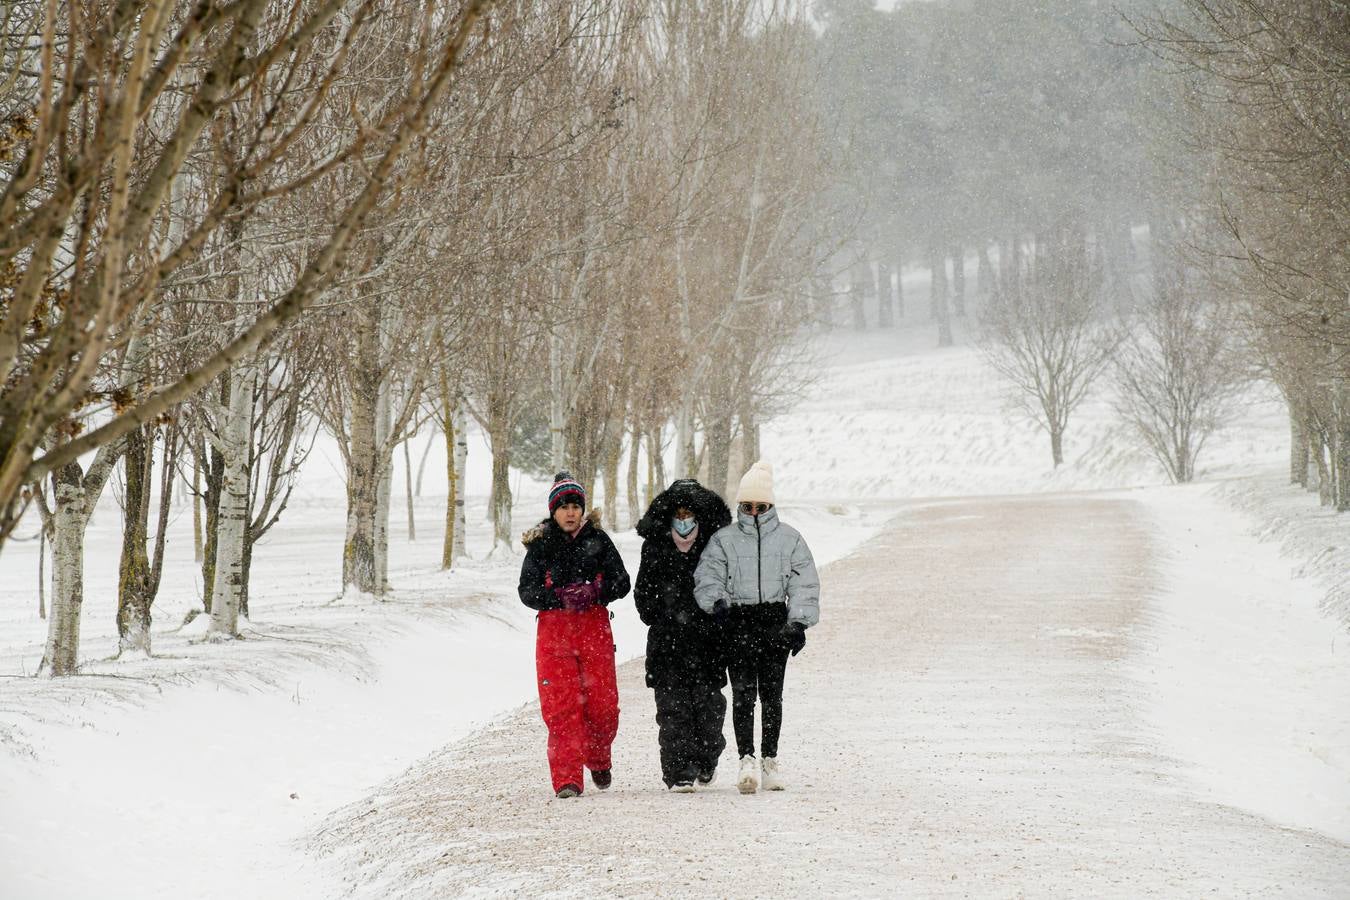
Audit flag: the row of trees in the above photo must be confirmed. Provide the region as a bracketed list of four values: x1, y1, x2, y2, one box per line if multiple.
[1144, 0, 1349, 510]
[1, 1, 834, 675]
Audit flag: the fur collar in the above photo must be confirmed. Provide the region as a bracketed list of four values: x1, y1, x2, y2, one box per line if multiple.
[521, 507, 603, 546]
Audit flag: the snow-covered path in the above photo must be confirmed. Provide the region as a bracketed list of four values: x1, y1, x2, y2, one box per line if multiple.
[309, 495, 1350, 897]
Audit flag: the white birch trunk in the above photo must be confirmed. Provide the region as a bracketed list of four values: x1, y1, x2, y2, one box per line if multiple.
[40, 437, 124, 675]
[208, 361, 255, 639]
[40, 466, 89, 676]
[452, 400, 468, 562]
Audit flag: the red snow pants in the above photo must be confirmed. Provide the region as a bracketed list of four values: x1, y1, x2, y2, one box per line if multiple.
[535, 605, 620, 793]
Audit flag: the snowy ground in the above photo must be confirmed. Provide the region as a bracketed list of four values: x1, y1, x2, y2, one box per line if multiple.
[2, 319, 1347, 897]
[307, 494, 1349, 897]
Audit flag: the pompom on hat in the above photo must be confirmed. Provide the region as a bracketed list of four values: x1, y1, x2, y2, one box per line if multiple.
[548, 471, 586, 513]
[735, 461, 775, 505]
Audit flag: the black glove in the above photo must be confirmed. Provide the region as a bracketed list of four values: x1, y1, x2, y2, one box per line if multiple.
[780, 621, 806, 656]
[712, 599, 730, 621]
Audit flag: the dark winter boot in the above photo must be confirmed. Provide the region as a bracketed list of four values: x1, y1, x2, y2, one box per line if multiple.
[555, 784, 582, 799]
[696, 767, 717, 787]
[590, 769, 612, 791]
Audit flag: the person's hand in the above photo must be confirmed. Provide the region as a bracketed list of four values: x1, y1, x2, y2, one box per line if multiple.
[556, 581, 602, 611]
[711, 598, 730, 621]
[780, 621, 806, 656]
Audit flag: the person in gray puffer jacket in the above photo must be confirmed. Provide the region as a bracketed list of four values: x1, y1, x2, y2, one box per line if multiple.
[694, 460, 819, 795]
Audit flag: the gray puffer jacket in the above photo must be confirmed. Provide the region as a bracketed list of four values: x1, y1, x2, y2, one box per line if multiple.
[693, 506, 820, 627]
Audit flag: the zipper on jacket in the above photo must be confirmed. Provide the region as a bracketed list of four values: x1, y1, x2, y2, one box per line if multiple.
[755, 515, 763, 604]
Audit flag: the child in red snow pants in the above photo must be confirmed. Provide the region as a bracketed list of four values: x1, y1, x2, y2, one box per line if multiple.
[518, 472, 632, 797]
[535, 606, 619, 793]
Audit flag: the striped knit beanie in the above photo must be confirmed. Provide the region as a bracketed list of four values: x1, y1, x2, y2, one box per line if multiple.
[548, 471, 586, 514]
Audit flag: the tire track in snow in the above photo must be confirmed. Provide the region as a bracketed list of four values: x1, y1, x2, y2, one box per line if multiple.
[309, 495, 1350, 897]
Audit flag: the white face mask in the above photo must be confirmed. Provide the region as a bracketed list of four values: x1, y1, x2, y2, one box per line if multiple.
[672, 516, 696, 537]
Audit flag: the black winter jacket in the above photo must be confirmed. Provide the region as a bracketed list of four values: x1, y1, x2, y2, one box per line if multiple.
[635, 480, 732, 683]
[518, 509, 631, 612]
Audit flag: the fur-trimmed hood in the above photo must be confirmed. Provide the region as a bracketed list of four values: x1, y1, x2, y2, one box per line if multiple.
[636, 479, 731, 544]
[522, 507, 603, 546]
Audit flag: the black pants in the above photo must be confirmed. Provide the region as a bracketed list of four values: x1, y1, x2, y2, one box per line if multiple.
[725, 604, 790, 759]
[647, 626, 727, 787]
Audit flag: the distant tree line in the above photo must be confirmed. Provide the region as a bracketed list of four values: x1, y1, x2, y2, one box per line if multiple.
[814, 0, 1158, 339]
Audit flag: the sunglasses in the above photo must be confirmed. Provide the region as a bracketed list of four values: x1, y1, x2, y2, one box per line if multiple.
[738, 502, 770, 515]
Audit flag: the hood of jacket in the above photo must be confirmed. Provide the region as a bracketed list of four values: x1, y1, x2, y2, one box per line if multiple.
[636, 479, 731, 543]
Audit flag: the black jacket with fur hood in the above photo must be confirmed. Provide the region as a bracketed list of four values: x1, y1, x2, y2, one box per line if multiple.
[634, 480, 732, 683]
[518, 508, 631, 612]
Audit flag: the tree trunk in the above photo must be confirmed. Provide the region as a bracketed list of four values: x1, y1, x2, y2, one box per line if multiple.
[441, 398, 464, 568]
[1290, 404, 1309, 486]
[675, 396, 696, 478]
[850, 260, 870, 330]
[549, 329, 566, 470]
[626, 420, 642, 527]
[950, 245, 966, 317]
[928, 245, 953, 347]
[813, 274, 833, 329]
[876, 261, 894, 327]
[374, 379, 392, 592]
[117, 426, 154, 657]
[977, 242, 995, 300]
[192, 456, 203, 563]
[375, 450, 392, 590]
[602, 431, 622, 532]
[894, 253, 905, 320]
[705, 409, 733, 501]
[38, 527, 47, 620]
[452, 402, 467, 559]
[1307, 434, 1322, 494]
[414, 428, 435, 498]
[403, 437, 416, 542]
[1312, 430, 1333, 506]
[342, 306, 382, 594]
[40, 463, 89, 676]
[488, 425, 513, 548]
[41, 439, 124, 674]
[238, 535, 254, 620]
[1335, 390, 1350, 512]
[651, 424, 666, 493]
[201, 437, 224, 611]
[739, 394, 759, 471]
[209, 361, 255, 638]
[1050, 426, 1065, 468]
[441, 397, 469, 567]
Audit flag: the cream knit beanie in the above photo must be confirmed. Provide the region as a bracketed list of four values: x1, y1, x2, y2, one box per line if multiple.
[735, 461, 775, 505]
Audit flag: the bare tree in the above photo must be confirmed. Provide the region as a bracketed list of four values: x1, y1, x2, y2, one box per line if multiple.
[980, 231, 1117, 467]
[1113, 267, 1244, 483]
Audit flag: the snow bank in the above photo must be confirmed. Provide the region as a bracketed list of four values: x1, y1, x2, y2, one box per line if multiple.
[1136, 484, 1350, 843]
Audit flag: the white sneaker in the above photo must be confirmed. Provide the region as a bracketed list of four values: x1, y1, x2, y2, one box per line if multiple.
[669, 781, 695, 793]
[761, 756, 785, 791]
[737, 756, 759, 794]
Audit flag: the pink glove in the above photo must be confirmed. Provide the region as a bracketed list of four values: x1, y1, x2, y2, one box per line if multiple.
[556, 580, 602, 611]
